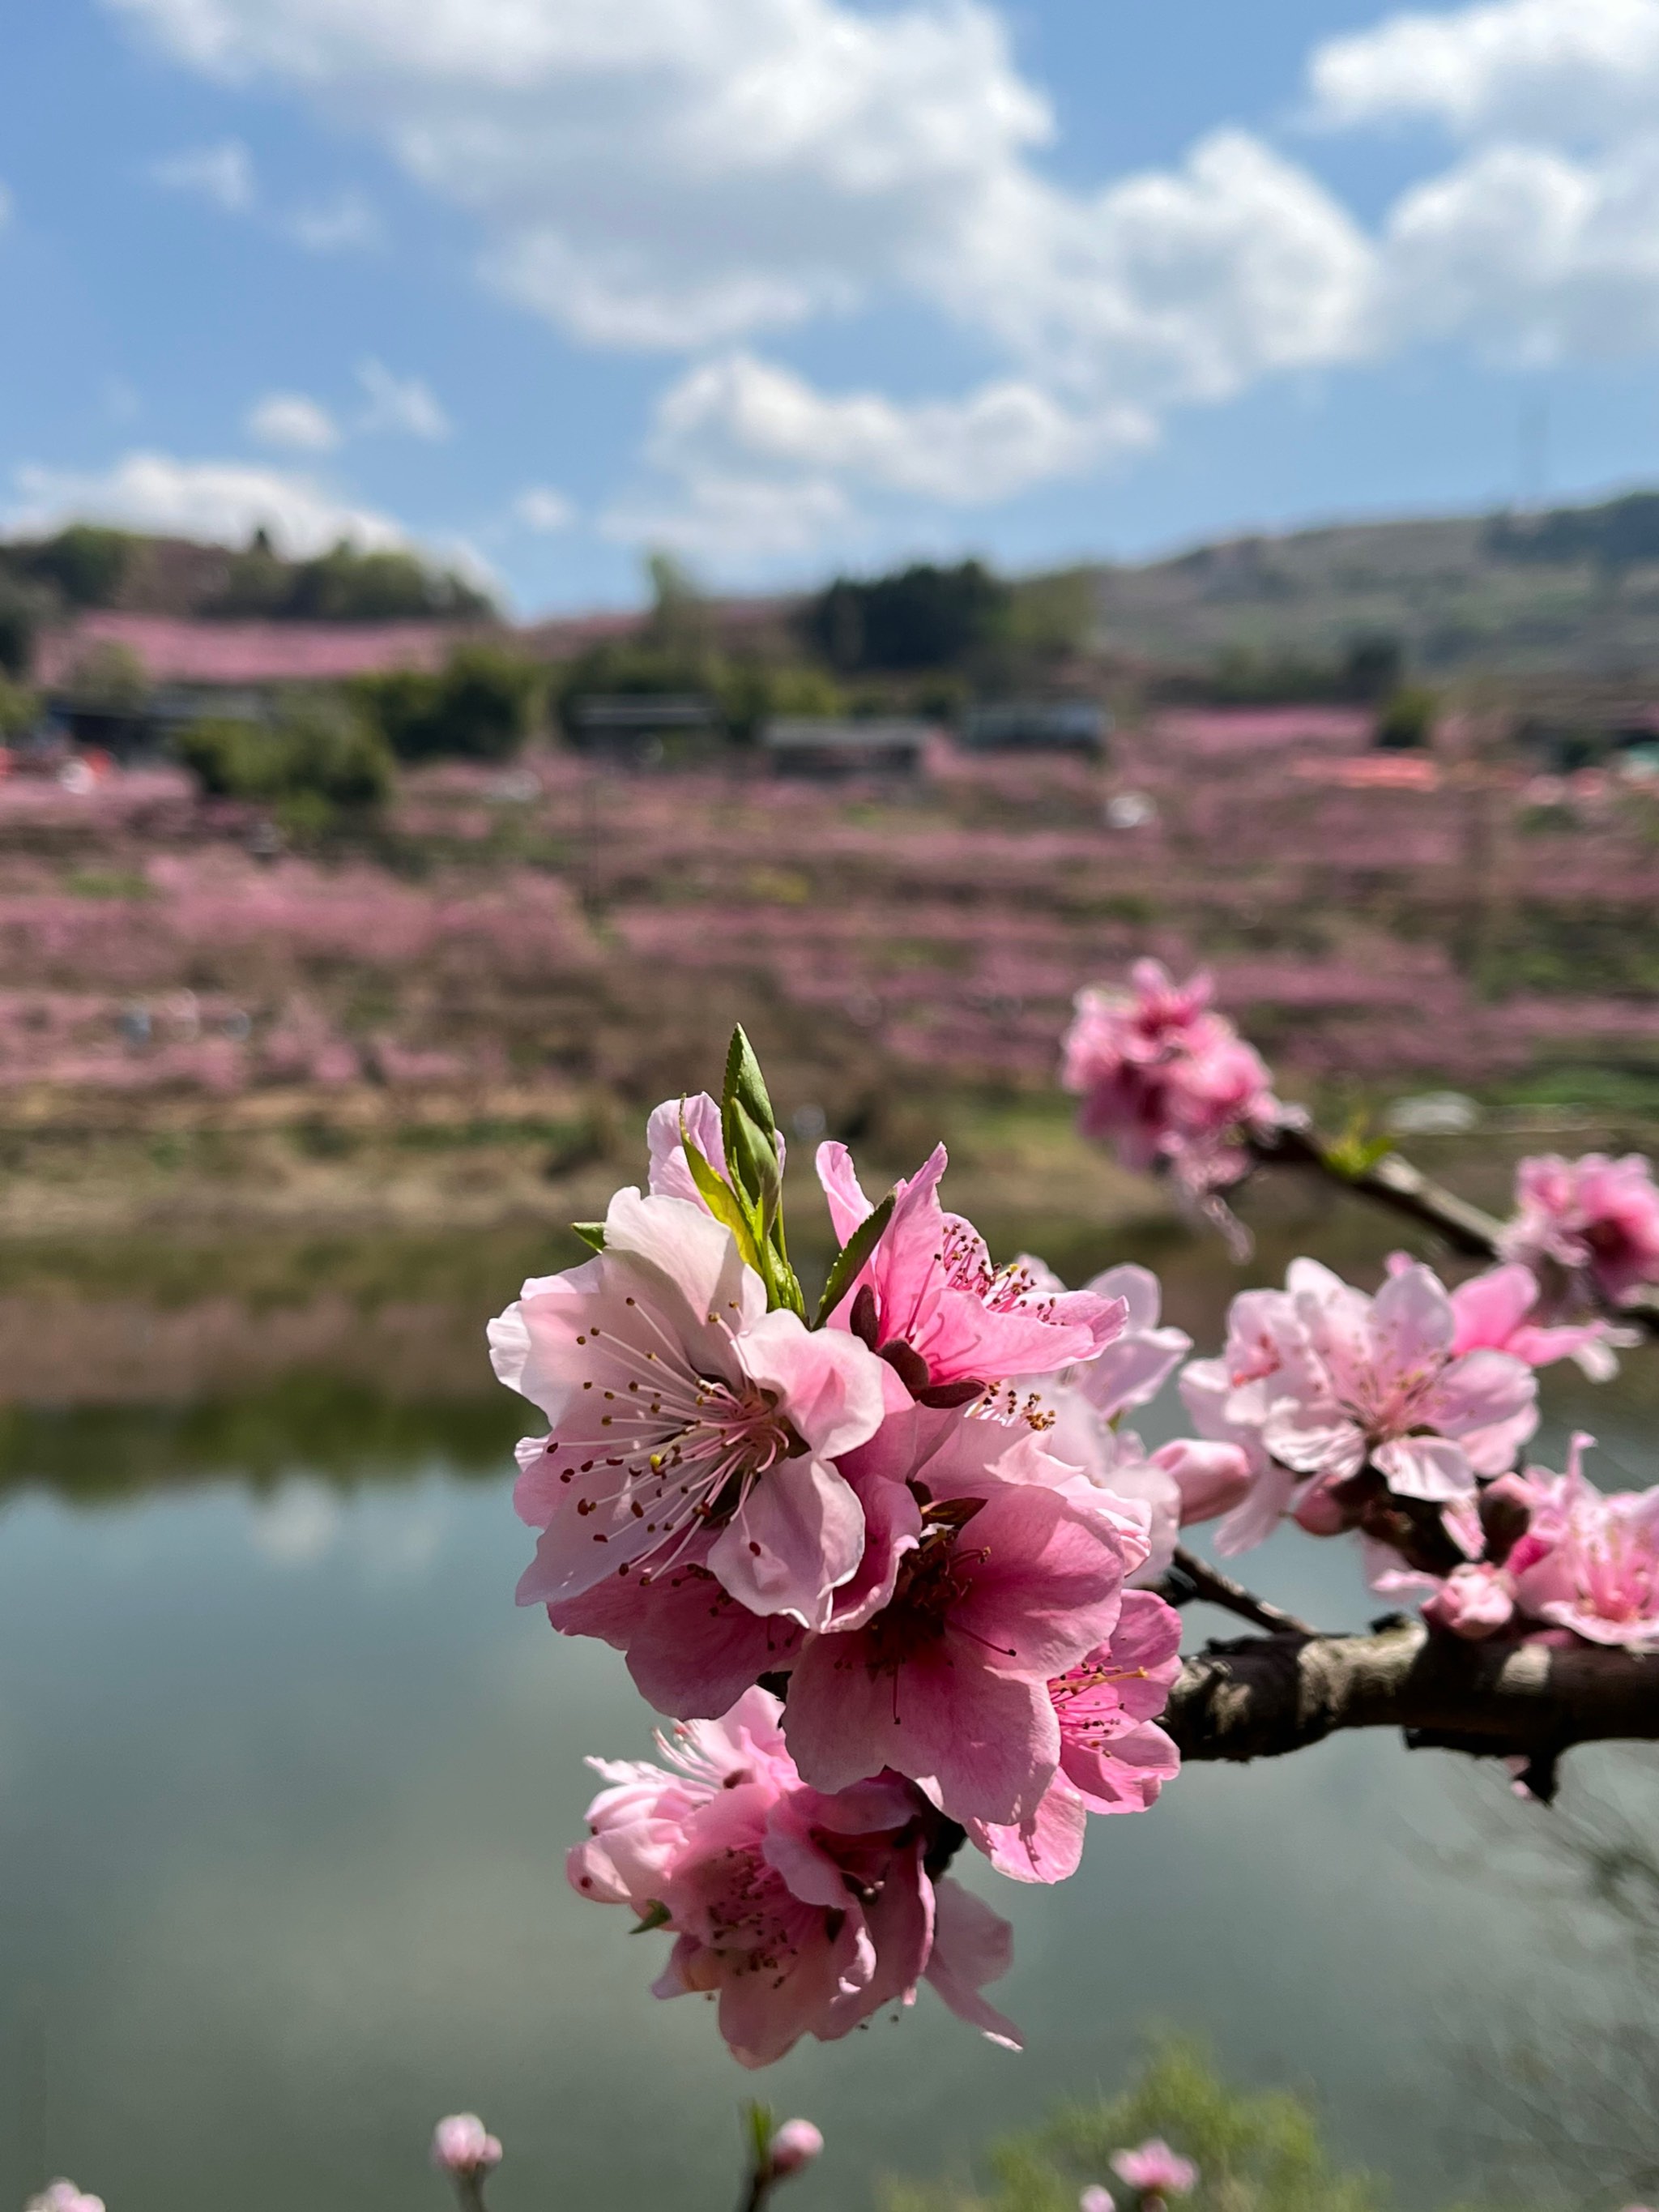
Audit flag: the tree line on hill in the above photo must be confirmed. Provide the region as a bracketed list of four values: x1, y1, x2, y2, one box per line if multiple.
[0, 525, 493, 676]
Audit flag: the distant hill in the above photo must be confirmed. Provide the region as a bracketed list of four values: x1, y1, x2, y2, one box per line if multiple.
[1085, 491, 1659, 681]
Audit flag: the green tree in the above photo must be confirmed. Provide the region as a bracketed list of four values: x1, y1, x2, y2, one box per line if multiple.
[807, 561, 1012, 673]
[175, 694, 393, 827]
[354, 645, 542, 762]
[884, 2038, 1384, 2212]
[19, 525, 134, 609]
[1375, 685, 1437, 749]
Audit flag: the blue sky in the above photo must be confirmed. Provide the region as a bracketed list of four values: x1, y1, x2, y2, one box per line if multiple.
[6, 0, 1659, 613]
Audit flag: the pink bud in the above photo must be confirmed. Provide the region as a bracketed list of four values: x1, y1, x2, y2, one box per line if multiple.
[1152, 1437, 1252, 1526]
[768, 2120, 824, 2180]
[1290, 1480, 1347, 1536]
[1081, 2189, 1117, 2212]
[431, 2116, 503, 2177]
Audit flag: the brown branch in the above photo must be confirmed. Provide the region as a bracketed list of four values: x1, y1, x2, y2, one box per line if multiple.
[1164, 1545, 1320, 1639]
[1249, 1123, 1659, 1336]
[1163, 1619, 1659, 1783]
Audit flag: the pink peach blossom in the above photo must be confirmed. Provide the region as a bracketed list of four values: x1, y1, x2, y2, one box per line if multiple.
[567, 1689, 1020, 2065]
[1441, 1259, 1627, 1381]
[495, 1186, 889, 1629]
[783, 1421, 1140, 1825]
[1081, 2190, 1116, 2212]
[1501, 1153, 1659, 1305]
[1111, 2141, 1198, 2197]
[1508, 1437, 1659, 1650]
[1061, 960, 1283, 1196]
[968, 1589, 1183, 1883]
[817, 1141, 1126, 1399]
[1194, 1262, 1537, 1546]
[431, 2118, 502, 2177]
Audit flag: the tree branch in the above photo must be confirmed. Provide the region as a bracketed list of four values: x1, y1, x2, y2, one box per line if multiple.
[1162, 1620, 1659, 1782]
[1163, 1545, 1320, 1639]
[1249, 1123, 1659, 1335]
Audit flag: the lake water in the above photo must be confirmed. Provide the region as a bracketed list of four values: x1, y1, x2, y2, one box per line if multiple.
[0, 1210, 1653, 2212]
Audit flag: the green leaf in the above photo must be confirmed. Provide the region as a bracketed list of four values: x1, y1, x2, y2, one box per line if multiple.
[813, 1192, 895, 1328]
[727, 1096, 781, 1214]
[629, 1900, 672, 1935]
[1321, 1112, 1396, 1181]
[569, 1222, 606, 1253]
[744, 2101, 776, 2174]
[722, 1025, 777, 1157]
[681, 1121, 765, 1274]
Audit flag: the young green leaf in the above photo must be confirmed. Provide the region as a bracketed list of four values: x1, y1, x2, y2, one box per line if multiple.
[630, 1900, 672, 1935]
[569, 1222, 606, 1253]
[681, 1125, 765, 1273]
[727, 1095, 781, 1214]
[723, 1024, 778, 1152]
[813, 1192, 895, 1328]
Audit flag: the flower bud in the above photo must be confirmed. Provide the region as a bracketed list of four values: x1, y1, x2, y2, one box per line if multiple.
[768, 2120, 824, 2180]
[431, 2116, 503, 2177]
[1081, 2189, 1116, 2212]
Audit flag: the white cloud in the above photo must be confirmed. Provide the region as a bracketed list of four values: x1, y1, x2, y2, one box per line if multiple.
[150, 137, 255, 211]
[513, 485, 576, 532]
[11, 452, 408, 557]
[105, 0, 1371, 409]
[1383, 137, 1659, 359]
[247, 391, 341, 451]
[646, 352, 1153, 506]
[286, 190, 382, 251]
[1310, 0, 1659, 140]
[356, 357, 450, 440]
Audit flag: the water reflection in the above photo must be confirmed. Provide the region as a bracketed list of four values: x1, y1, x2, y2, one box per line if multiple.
[0, 1209, 1653, 2212]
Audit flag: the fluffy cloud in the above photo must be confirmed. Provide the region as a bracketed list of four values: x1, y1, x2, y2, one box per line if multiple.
[1383, 137, 1659, 359]
[11, 452, 407, 557]
[1310, 0, 1659, 140]
[356, 358, 450, 441]
[642, 351, 1152, 515]
[102, 0, 1659, 566]
[149, 138, 255, 211]
[107, 0, 1371, 406]
[247, 391, 340, 451]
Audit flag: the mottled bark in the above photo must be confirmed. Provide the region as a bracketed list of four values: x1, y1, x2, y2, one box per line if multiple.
[1164, 1619, 1659, 1796]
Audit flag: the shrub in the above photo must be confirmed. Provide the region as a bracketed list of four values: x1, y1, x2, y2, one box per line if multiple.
[1375, 685, 1437, 750]
[355, 646, 543, 762]
[175, 696, 393, 822]
[883, 2037, 1384, 2212]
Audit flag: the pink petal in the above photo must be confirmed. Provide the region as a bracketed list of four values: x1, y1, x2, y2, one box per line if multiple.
[923, 1876, 1022, 2049]
[815, 1138, 875, 1247]
[736, 1309, 888, 1460]
[969, 1771, 1089, 1885]
[1448, 1263, 1537, 1355]
[707, 1456, 867, 1627]
[1371, 1433, 1476, 1501]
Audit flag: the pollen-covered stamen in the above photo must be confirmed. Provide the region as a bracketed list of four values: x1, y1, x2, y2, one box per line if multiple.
[856, 1498, 996, 1676]
[556, 1317, 807, 1566]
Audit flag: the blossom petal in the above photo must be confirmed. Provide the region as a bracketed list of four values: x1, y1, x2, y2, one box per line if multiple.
[923, 1876, 1022, 2049]
[707, 1455, 867, 1626]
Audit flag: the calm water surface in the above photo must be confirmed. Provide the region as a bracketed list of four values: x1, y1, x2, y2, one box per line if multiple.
[0, 1218, 1653, 2212]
